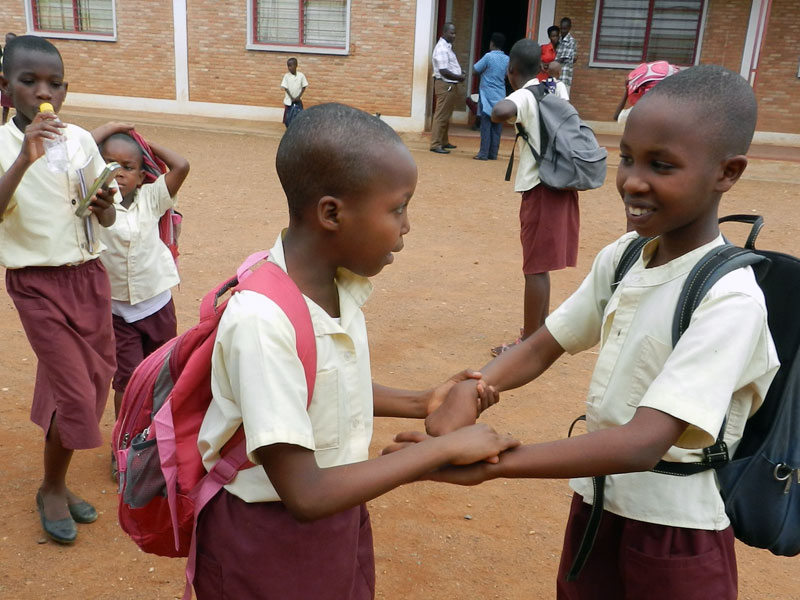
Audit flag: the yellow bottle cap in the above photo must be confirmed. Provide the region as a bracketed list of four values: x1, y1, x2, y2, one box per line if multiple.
[39, 102, 55, 113]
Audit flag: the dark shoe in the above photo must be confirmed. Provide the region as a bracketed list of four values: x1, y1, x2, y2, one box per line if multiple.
[443, 143, 457, 149]
[473, 155, 488, 160]
[430, 147, 450, 154]
[488, 156, 498, 160]
[36, 492, 77, 544]
[68, 500, 98, 524]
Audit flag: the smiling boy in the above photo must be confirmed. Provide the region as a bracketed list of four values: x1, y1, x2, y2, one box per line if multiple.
[422, 65, 779, 599]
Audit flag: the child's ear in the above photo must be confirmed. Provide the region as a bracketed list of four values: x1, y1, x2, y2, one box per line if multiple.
[715, 155, 748, 193]
[317, 195, 343, 231]
[0, 74, 8, 95]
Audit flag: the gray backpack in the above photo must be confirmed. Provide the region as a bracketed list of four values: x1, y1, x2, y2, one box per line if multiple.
[505, 84, 607, 191]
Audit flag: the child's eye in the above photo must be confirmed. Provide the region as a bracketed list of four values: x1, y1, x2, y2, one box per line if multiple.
[394, 204, 407, 215]
[619, 154, 633, 166]
[652, 161, 674, 171]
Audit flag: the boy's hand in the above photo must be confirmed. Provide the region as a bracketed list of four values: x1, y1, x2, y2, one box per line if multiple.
[91, 121, 134, 144]
[426, 378, 496, 436]
[426, 369, 498, 416]
[19, 112, 65, 165]
[88, 186, 117, 227]
[426, 463, 493, 486]
[438, 423, 519, 465]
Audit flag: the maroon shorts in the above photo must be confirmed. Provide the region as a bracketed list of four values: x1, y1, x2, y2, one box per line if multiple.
[112, 298, 177, 392]
[520, 184, 580, 274]
[5, 260, 116, 449]
[194, 490, 375, 600]
[556, 493, 737, 600]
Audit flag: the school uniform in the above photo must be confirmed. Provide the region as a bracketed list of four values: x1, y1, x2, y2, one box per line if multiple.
[195, 233, 375, 599]
[0, 120, 117, 449]
[546, 233, 779, 599]
[97, 175, 179, 391]
[506, 78, 579, 275]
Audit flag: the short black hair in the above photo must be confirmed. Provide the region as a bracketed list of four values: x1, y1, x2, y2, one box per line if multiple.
[560, 17, 572, 27]
[276, 103, 405, 219]
[547, 25, 560, 37]
[490, 32, 506, 50]
[643, 65, 757, 158]
[509, 38, 541, 79]
[287, 57, 297, 66]
[2, 35, 62, 78]
[100, 133, 144, 169]
[442, 22, 455, 33]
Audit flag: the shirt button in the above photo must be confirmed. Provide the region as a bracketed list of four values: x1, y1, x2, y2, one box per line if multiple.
[71, 199, 77, 205]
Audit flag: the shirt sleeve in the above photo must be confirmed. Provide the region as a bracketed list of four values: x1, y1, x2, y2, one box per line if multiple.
[300, 73, 308, 88]
[142, 174, 174, 215]
[280, 73, 289, 88]
[473, 54, 487, 74]
[213, 291, 316, 461]
[639, 279, 778, 448]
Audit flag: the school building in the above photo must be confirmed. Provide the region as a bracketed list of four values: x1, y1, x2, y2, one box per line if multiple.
[1, 0, 798, 139]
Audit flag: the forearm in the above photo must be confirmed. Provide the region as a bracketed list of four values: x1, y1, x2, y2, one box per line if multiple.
[489, 408, 686, 480]
[261, 439, 456, 521]
[0, 156, 32, 217]
[439, 68, 464, 82]
[296, 88, 305, 101]
[373, 383, 428, 418]
[479, 326, 564, 393]
[147, 140, 190, 196]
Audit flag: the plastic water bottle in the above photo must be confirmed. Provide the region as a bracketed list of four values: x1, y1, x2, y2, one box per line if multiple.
[39, 102, 70, 172]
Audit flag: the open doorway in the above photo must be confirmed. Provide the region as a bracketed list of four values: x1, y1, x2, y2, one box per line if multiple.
[472, 0, 530, 94]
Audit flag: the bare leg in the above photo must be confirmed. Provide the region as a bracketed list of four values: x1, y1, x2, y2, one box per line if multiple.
[522, 272, 550, 339]
[114, 389, 124, 419]
[39, 416, 73, 521]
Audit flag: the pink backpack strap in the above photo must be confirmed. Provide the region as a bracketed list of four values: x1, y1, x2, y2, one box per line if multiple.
[182, 253, 316, 599]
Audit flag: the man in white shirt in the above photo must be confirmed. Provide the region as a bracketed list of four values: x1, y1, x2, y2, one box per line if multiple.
[430, 23, 465, 154]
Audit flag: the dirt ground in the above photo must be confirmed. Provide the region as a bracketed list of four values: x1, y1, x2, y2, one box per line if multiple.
[1, 110, 798, 600]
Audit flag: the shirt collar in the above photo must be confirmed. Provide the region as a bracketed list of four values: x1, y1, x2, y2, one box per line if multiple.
[630, 234, 726, 286]
[268, 231, 373, 330]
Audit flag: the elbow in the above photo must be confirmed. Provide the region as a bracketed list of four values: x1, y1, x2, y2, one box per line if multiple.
[280, 494, 325, 522]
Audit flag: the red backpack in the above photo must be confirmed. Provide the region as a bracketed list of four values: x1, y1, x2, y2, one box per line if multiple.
[112, 252, 316, 597]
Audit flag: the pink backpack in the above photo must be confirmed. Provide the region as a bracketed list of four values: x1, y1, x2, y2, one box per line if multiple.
[112, 252, 316, 598]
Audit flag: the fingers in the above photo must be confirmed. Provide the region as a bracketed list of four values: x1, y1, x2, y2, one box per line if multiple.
[393, 430, 429, 444]
[475, 380, 500, 413]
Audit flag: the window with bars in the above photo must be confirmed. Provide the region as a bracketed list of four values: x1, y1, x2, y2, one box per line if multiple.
[250, 0, 349, 53]
[29, 0, 115, 38]
[592, 0, 705, 67]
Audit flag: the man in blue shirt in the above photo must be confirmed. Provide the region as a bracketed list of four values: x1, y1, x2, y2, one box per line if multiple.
[472, 32, 509, 160]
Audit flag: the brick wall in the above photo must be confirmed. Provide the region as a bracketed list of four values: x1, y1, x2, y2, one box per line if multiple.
[753, 0, 800, 133]
[1, 3, 176, 99]
[187, 0, 417, 116]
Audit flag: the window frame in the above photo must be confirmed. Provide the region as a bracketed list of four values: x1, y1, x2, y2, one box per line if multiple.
[247, 0, 351, 55]
[26, 0, 117, 42]
[589, 0, 708, 69]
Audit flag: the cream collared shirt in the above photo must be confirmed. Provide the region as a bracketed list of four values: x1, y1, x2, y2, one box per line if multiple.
[0, 120, 118, 268]
[546, 233, 779, 529]
[98, 175, 179, 304]
[198, 233, 375, 502]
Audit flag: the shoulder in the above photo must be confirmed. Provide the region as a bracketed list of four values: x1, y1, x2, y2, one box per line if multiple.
[217, 289, 298, 345]
[137, 174, 171, 201]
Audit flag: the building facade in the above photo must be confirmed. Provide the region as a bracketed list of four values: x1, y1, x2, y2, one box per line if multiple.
[1, 0, 797, 135]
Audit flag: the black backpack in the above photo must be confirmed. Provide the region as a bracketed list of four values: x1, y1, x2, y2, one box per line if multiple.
[504, 84, 607, 191]
[567, 215, 800, 580]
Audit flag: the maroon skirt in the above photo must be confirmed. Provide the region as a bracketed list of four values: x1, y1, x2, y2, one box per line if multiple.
[519, 183, 580, 274]
[556, 493, 737, 600]
[5, 259, 116, 449]
[194, 490, 375, 600]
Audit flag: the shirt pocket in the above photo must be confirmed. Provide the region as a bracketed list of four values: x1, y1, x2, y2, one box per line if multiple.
[307, 368, 340, 451]
[627, 334, 672, 408]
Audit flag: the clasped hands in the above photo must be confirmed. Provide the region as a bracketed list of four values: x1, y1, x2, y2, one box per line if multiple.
[383, 371, 518, 485]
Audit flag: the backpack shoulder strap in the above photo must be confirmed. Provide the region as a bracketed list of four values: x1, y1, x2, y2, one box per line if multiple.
[613, 235, 652, 292]
[504, 86, 544, 182]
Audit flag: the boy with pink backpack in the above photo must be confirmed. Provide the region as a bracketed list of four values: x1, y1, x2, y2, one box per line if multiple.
[114, 103, 517, 599]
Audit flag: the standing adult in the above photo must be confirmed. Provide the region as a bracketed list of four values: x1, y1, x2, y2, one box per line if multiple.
[472, 32, 509, 161]
[430, 22, 465, 154]
[555, 17, 577, 94]
[538, 26, 560, 82]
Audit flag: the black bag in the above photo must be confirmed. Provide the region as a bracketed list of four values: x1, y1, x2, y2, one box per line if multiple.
[568, 215, 800, 580]
[505, 84, 607, 191]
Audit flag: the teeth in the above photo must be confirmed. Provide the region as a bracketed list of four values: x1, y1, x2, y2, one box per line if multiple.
[628, 206, 650, 216]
